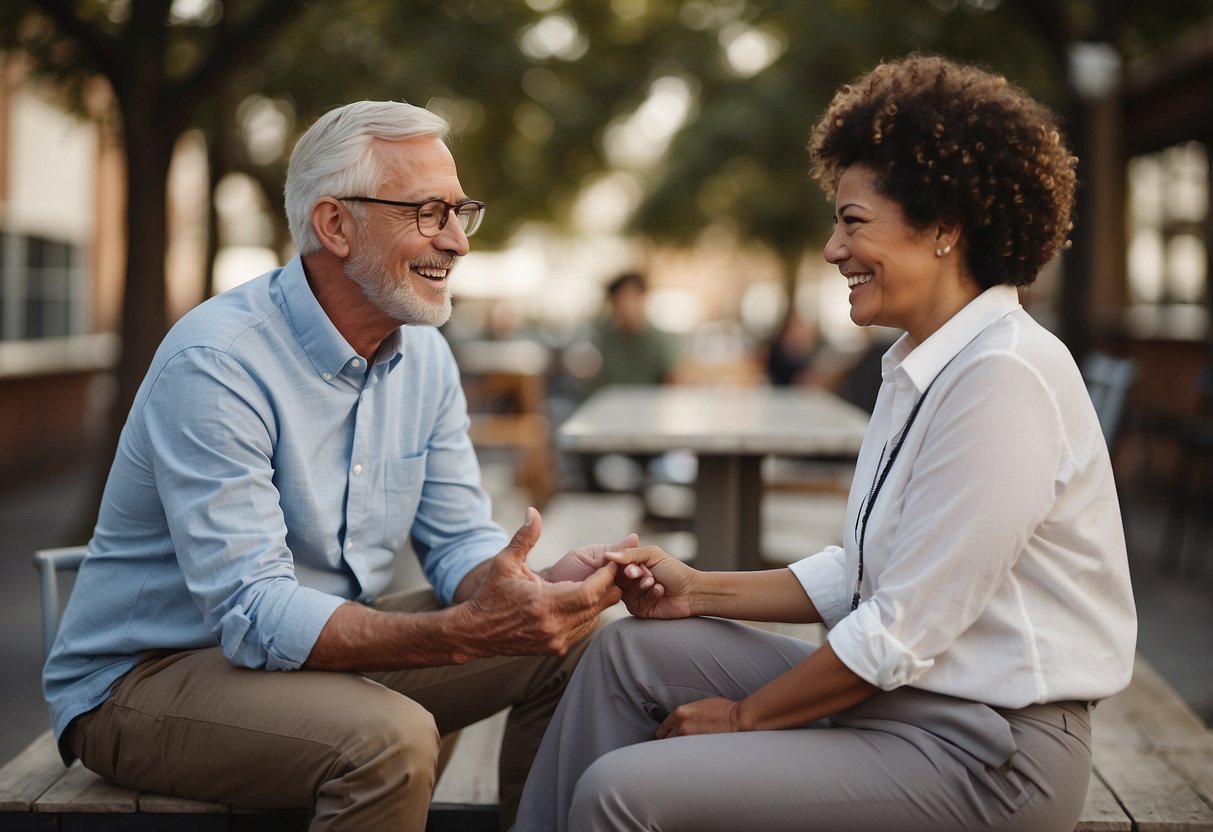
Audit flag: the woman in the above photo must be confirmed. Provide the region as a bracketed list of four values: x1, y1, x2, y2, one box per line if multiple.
[513, 54, 1136, 832]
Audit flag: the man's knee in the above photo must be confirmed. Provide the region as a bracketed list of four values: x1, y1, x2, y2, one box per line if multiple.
[336, 689, 442, 786]
[311, 691, 442, 828]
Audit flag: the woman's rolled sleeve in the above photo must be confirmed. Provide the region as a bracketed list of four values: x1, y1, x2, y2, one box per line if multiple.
[788, 546, 851, 628]
[826, 602, 934, 689]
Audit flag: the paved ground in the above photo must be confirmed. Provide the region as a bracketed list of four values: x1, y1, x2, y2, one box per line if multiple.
[2, 454, 1210, 765]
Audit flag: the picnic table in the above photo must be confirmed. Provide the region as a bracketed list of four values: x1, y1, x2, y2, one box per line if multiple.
[557, 384, 870, 571]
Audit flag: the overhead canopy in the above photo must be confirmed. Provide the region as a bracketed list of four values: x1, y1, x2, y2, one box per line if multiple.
[1124, 21, 1213, 155]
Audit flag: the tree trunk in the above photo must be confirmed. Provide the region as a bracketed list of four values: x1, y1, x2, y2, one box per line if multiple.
[1060, 88, 1094, 362]
[204, 102, 225, 300]
[78, 109, 174, 535]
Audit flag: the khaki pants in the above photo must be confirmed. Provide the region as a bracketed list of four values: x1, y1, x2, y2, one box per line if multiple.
[66, 587, 588, 832]
[515, 616, 1094, 832]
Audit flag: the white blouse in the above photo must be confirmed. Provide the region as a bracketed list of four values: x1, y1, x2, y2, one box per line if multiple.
[790, 284, 1137, 708]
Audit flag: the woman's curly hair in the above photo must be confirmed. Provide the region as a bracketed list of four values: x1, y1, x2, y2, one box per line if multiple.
[808, 54, 1077, 288]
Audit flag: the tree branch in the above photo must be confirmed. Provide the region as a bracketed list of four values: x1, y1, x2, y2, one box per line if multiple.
[167, 0, 308, 128]
[1091, 0, 1133, 45]
[1016, 0, 1072, 66]
[34, 0, 121, 84]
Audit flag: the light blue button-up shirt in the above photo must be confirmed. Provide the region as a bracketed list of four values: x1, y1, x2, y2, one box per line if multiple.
[44, 257, 508, 747]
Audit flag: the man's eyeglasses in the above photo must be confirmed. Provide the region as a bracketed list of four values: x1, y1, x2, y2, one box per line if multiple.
[338, 196, 486, 237]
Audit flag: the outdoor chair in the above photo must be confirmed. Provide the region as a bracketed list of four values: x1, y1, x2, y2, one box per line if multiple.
[1082, 350, 1138, 449]
[32, 545, 87, 662]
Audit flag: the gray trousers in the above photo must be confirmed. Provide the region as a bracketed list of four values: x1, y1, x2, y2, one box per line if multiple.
[514, 616, 1093, 832]
[66, 587, 588, 832]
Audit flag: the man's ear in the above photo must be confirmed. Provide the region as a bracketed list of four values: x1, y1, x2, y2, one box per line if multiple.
[311, 198, 352, 258]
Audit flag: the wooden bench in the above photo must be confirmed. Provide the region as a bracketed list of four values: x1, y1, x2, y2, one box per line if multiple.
[1080, 655, 1213, 830]
[9, 650, 1207, 831]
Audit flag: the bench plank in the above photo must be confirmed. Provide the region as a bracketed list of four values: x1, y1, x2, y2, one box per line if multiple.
[1096, 745, 1213, 831]
[35, 762, 138, 813]
[1075, 769, 1132, 831]
[1095, 659, 1209, 751]
[1162, 746, 1213, 801]
[0, 731, 62, 812]
[138, 791, 228, 813]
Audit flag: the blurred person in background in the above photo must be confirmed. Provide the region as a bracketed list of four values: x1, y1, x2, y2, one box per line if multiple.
[515, 54, 1136, 832]
[572, 270, 682, 494]
[764, 306, 823, 387]
[590, 271, 679, 391]
[42, 100, 635, 832]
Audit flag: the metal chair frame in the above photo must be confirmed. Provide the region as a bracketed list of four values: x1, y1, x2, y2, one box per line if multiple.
[32, 545, 88, 661]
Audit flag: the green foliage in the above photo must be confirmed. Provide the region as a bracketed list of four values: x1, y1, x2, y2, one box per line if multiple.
[4, 0, 1210, 262]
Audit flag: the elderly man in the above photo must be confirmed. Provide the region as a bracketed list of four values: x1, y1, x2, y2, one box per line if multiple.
[43, 100, 630, 831]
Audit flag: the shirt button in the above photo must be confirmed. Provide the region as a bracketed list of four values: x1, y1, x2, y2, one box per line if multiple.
[353, 463, 363, 475]
[345, 541, 353, 551]
[350, 358, 362, 368]
[322, 372, 332, 381]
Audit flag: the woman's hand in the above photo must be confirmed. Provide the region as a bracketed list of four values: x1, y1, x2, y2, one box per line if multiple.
[545, 532, 641, 584]
[655, 697, 743, 738]
[606, 545, 697, 619]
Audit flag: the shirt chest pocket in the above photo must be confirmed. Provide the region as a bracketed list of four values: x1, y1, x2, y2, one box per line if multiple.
[383, 452, 428, 553]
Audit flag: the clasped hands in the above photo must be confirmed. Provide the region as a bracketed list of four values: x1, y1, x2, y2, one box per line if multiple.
[459, 506, 695, 653]
[462, 506, 738, 737]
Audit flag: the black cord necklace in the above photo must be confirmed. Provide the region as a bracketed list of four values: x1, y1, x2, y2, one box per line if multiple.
[850, 376, 941, 611]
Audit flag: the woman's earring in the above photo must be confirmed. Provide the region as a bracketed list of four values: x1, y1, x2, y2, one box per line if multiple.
[935, 243, 952, 257]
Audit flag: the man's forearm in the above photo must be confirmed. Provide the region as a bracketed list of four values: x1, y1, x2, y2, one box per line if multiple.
[303, 600, 483, 671]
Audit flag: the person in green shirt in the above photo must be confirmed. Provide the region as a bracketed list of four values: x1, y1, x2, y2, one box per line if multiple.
[590, 271, 678, 390]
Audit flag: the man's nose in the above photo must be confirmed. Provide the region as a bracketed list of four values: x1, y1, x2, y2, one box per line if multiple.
[434, 209, 470, 256]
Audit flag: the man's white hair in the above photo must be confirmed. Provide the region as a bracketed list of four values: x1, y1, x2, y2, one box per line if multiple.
[284, 100, 450, 255]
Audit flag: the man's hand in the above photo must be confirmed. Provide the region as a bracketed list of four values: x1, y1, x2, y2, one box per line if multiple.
[605, 545, 697, 620]
[456, 508, 622, 657]
[545, 532, 645, 585]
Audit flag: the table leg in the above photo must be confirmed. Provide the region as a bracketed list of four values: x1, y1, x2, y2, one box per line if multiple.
[693, 455, 764, 571]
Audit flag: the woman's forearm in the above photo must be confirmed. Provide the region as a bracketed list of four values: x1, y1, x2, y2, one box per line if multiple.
[736, 641, 878, 730]
[691, 568, 823, 624]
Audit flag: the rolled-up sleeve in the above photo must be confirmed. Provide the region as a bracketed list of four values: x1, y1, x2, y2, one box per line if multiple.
[788, 546, 851, 628]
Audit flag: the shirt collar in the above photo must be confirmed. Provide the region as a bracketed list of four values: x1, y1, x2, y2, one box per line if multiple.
[883, 284, 1021, 394]
[280, 256, 404, 384]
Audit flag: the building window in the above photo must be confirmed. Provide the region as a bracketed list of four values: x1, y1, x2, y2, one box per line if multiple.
[1126, 141, 1209, 339]
[0, 232, 88, 341]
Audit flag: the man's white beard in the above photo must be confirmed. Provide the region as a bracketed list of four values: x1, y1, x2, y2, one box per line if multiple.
[344, 243, 452, 327]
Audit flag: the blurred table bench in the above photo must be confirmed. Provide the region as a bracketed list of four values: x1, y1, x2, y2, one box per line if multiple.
[457, 338, 559, 507]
